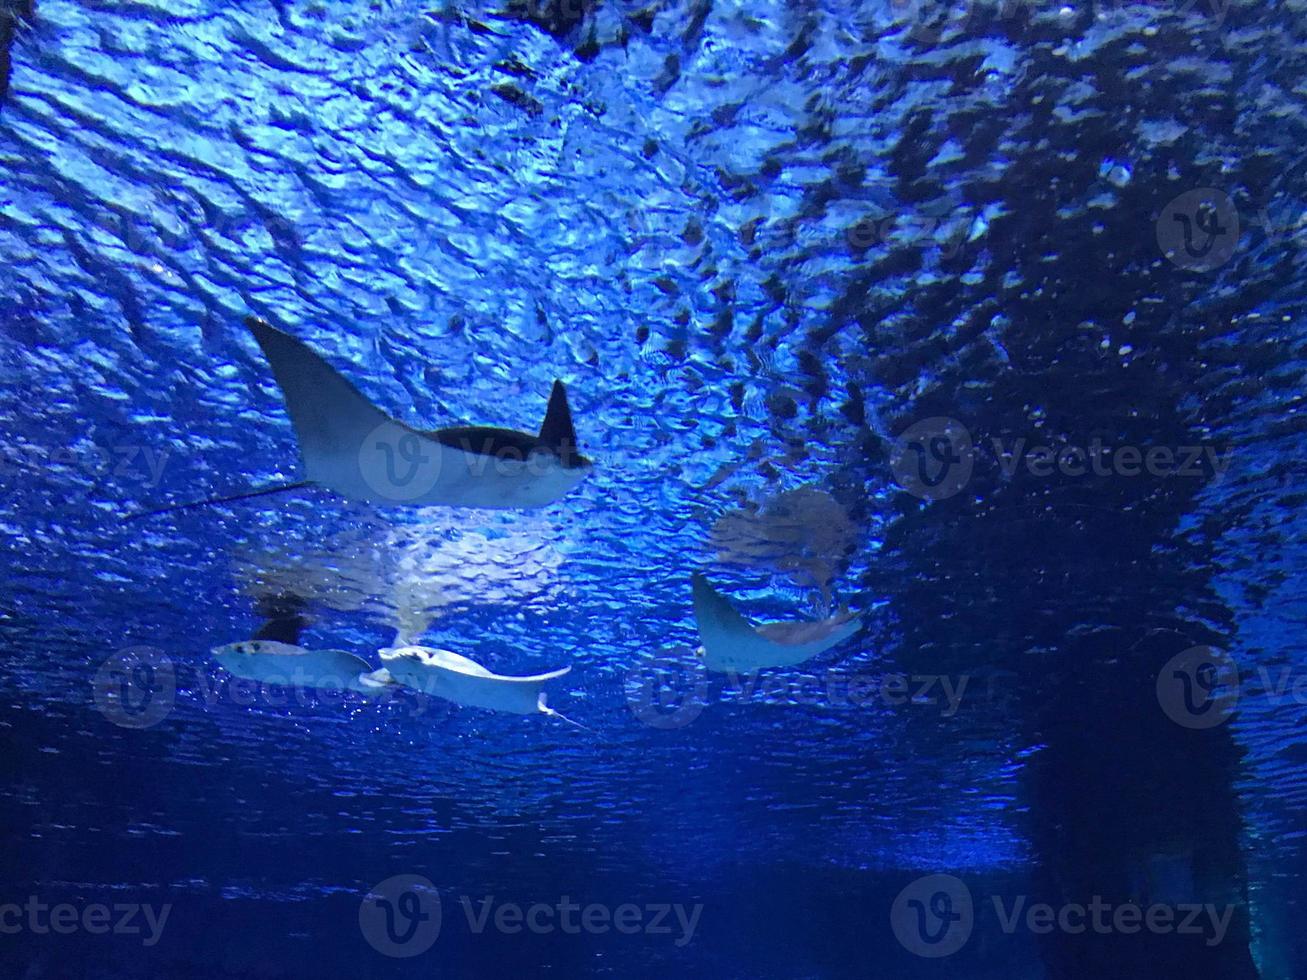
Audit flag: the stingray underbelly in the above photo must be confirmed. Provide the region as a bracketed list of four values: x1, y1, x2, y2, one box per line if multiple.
[308, 435, 577, 509]
[215, 651, 366, 688]
[435, 670, 542, 714]
[384, 664, 540, 714]
[702, 637, 825, 672]
[705, 621, 865, 671]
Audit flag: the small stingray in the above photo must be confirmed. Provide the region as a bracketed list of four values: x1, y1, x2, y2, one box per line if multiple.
[378, 644, 587, 729]
[210, 639, 392, 697]
[691, 573, 862, 672]
[132, 316, 592, 519]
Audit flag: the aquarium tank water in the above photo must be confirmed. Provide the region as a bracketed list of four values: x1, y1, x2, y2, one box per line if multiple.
[1, 0, 1304, 977]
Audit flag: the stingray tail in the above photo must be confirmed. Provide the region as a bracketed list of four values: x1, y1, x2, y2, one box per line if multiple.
[126, 480, 313, 522]
[538, 693, 592, 733]
[354, 668, 397, 698]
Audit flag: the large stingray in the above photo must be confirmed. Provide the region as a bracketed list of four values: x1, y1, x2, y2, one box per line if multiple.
[691, 573, 862, 672]
[377, 644, 586, 728]
[134, 316, 591, 518]
[210, 639, 393, 697]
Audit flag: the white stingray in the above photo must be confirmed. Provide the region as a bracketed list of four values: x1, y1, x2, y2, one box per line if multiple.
[132, 317, 593, 519]
[691, 573, 862, 672]
[378, 644, 585, 728]
[247, 316, 591, 509]
[210, 640, 393, 697]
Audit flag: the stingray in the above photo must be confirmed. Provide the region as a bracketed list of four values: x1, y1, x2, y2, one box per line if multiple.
[691, 573, 862, 672]
[209, 592, 393, 697]
[209, 640, 394, 697]
[376, 644, 587, 729]
[133, 316, 591, 519]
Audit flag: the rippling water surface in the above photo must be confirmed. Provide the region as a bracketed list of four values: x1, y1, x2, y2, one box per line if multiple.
[2, 0, 1305, 977]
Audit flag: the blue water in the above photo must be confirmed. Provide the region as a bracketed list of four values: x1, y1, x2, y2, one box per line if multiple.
[2, 0, 1306, 977]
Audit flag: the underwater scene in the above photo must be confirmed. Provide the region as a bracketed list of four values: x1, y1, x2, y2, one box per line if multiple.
[2, 0, 1305, 977]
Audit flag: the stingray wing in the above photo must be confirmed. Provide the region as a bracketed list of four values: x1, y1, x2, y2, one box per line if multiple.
[416, 647, 570, 684]
[486, 665, 572, 684]
[754, 613, 863, 649]
[246, 316, 408, 481]
[412, 647, 495, 677]
[691, 573, 756, 645]
[312, 649, 378, 676]
[212, 643, 376, 690]
[439, 663, 570, 714]
[692, 573, 777, 671]
[386, 646, 570, 714]
[693, 575, 861, 671]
